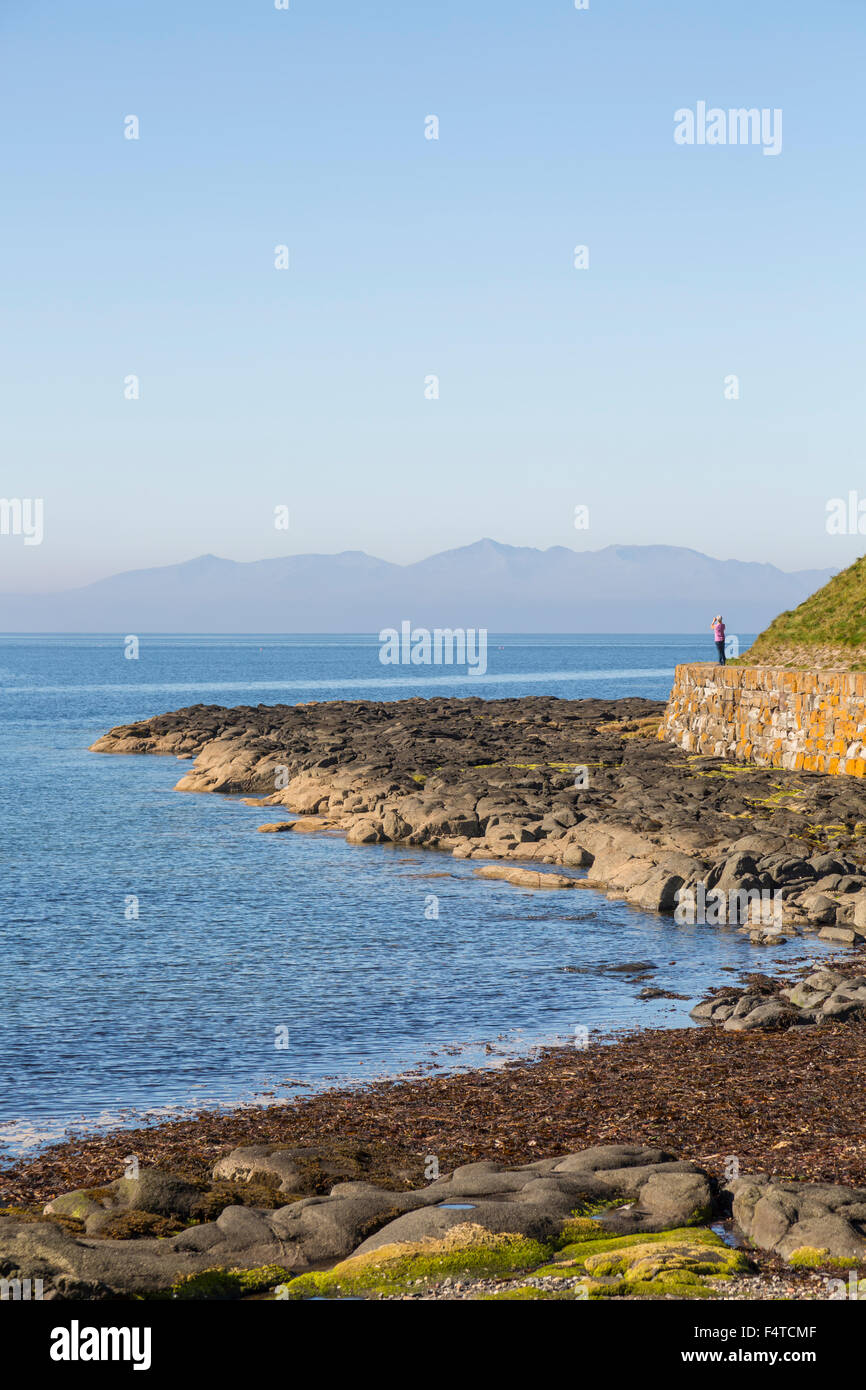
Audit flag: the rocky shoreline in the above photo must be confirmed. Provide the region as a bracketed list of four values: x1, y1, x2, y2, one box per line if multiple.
[4, 1024, 866, 1300]
[4, 693, 864, 1300]
[90, 694, 866, 945]
[10, 1140, 866, 1303]
[691, 952, 866, 1031]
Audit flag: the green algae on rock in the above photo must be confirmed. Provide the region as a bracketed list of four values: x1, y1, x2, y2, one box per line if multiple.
[787, 1246, 859, 1270]
[281, 1224, 552, 1300]
[582, 1234, 748, 1282]
[280, 1221, 749, 1303]
[169, 1264, 293, 1300]
[536, 1229, 748, 1301]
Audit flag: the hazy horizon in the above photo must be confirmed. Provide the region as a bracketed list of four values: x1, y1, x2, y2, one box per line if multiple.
[0, 539, 831, 635]
[2, 536, 840, 599]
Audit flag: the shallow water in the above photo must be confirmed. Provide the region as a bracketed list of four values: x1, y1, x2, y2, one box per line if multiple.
[0, 633, 829, 1160]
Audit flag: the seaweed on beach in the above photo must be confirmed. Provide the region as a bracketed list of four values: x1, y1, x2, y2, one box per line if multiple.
[4, 1022, 866, 1208]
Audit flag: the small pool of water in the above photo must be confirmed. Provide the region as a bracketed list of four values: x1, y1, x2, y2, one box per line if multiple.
[711, 1220, 744, 1248]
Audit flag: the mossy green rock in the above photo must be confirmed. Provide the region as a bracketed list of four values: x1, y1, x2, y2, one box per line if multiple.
[43, 1192, 104, 1222]
[583, 1235, 748, 1281]
[535, 1226, 748, 1299]
[169, 1264, 293, 1300]
[282, 1223, 551, 1300]
[586, 1273, 714, 1299]
[278, 1221, 749, 1302]
[553, 1224, 721, 1266]
[787, 1246, 858, 1270]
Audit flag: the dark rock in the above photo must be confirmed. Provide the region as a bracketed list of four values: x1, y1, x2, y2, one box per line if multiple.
[111, 1169, 200, 1219]
[724, 1001, 799, 1032]
[729, 1175, 866, 1263]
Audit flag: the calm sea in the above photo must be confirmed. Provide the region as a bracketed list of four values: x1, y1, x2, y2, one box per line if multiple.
[1, 633, 824, 1160]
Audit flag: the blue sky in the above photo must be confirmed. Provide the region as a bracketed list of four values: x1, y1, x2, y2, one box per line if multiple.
[2, 0, 865, 591]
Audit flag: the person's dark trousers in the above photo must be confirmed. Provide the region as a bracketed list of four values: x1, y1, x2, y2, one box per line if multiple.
[715, 640, 726, 665]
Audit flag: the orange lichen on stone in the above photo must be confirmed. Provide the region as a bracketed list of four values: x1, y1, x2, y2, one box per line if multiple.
[660, 666, 866, 779]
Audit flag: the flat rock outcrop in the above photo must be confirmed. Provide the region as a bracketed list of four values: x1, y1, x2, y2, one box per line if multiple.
[90, 696, 866, 935]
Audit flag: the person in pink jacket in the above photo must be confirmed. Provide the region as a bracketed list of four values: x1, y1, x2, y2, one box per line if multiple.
[711, 615, 726, 665]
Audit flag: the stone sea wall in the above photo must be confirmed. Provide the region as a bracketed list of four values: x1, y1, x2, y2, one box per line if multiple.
[661, 664, 866, 777]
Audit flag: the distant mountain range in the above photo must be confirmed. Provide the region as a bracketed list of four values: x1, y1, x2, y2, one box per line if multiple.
[0, 541, 835, 634]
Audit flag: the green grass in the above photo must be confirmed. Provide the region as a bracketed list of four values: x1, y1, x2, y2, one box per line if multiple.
[739, 553, 866, 665]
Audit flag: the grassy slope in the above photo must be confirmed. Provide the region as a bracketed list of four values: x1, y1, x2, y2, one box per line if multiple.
[741, 553, 866, 668]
